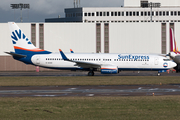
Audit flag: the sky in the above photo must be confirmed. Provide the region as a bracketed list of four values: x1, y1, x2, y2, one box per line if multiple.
[0, 0, 124, 23]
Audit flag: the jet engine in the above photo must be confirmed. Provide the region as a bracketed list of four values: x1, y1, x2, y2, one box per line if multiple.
[100, 66, 118, 74]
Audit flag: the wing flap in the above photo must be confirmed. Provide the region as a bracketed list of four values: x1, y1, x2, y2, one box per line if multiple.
[73, 61, 101, 68]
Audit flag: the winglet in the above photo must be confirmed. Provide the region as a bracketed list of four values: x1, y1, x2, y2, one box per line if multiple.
[70, 49, 74, 53]
[59, 49, 69, 61]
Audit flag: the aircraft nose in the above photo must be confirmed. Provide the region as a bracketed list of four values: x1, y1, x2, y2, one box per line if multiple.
[170, 61, 177, 68]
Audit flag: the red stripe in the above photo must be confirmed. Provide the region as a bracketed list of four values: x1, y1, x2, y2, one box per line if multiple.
[14, 46, 45, 52]
[170, 28, 173, 52]
[174, 38, 177, 51]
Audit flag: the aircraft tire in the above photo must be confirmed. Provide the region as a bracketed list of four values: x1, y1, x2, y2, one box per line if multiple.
[88, 71, 94, 76]
[157, 73, 161, 76]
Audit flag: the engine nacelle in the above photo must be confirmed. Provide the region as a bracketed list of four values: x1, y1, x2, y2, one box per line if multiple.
[174, 64, 180, 73]
[174, 56, 180, 64]
[169, 52, 177, 58]
[101, 66, 118, 74]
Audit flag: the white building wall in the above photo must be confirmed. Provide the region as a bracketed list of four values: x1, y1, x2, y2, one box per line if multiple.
[0, 23, 31, 55]
[109, 23, 161, 54]
[0, 23, 12, 55]
[1, 22, 180, 56]
[124, 0, 140, 7]
[83, 7, 180, 23]
[44, 23, 96, 53]
[124, 0, 180, 7]
[149, 0, 180, 7]
[166, 23, 170, 53]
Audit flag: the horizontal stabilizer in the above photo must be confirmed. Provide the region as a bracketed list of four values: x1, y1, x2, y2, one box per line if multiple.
[4, 52, 27, 58]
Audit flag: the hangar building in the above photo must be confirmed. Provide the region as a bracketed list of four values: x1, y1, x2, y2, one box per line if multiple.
[0, 0, 180, 71]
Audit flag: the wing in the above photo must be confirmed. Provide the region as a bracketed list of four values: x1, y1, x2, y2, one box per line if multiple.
[73, 61, 101, 68]
[59, 49, 101, 68]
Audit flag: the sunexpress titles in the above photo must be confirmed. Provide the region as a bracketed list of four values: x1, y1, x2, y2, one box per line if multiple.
[118, 54, 150, 60]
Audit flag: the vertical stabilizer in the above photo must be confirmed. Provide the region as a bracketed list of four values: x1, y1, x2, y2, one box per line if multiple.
[8, 22, 45, 53]
[170, 28, 179, 53]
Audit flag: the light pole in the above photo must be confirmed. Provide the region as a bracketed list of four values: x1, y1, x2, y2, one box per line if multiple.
[142, 2, 161, 22]
[10, 3, 30, 22]
[148, 2, 161, 22]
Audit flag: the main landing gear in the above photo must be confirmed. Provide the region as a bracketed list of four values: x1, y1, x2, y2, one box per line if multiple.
[88, 71, 94, 76]
[157, 73, 161, 76]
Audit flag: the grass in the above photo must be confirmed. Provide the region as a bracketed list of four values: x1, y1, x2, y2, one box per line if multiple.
[0, 76, 180, 86]
[0, 96, 180, 120]
[0, 76, 180, 120]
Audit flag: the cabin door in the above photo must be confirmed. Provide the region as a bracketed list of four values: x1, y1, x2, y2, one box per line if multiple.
[154, 57, 158, 65]
[36, 56, 40, 64]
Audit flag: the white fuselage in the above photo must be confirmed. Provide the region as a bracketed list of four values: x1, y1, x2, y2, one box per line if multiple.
[31, 53, 176, 71]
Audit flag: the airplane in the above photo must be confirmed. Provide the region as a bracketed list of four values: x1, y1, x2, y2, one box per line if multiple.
[6, 22, 177, 76]
[169, 28, 180, 72]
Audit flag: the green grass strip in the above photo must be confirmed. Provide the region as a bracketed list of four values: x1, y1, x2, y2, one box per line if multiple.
[0, 76, 180, 86]
[0, 96, 180, 120]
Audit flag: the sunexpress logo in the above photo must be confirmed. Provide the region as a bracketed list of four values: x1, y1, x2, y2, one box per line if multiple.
[11, 29, 32, 45]
[118, 54, 150, 60]
[163, 63, 168, 68]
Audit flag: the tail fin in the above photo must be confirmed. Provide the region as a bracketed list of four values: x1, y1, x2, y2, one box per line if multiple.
[70, 49, 74, 53]
[170, 28, 179, 54]
[8, 22, 47, 54]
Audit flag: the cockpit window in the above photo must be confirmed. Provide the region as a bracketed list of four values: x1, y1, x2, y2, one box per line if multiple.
[163, 59, 170, 61]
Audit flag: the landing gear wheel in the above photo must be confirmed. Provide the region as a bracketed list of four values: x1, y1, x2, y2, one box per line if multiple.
[88, 71, 94, 76]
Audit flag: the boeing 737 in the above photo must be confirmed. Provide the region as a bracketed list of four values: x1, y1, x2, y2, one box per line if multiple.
[6, 22, 177, 76]
[169, 28, 180, 72]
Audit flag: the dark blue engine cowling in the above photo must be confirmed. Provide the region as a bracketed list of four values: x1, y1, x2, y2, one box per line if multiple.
[101, 66, 118, 74]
